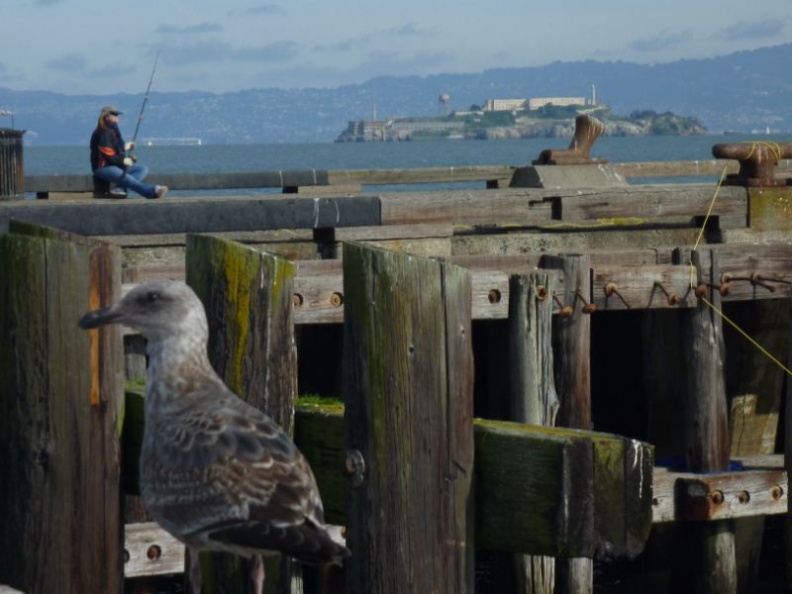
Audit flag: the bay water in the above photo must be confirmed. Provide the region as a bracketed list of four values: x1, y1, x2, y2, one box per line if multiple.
[24, 133, 792, 194]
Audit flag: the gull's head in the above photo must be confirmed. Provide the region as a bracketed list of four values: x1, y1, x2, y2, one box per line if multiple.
[79, 280, 208, 343]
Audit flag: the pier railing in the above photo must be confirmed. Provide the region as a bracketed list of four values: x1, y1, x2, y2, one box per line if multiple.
[22, 158, 792, 198]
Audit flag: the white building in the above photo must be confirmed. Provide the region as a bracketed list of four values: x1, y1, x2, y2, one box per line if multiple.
[527, 97, 586, 110]
[482, 96, 589, 113]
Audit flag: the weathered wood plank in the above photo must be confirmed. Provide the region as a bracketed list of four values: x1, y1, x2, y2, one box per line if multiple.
[508, 272, 559, 593]
[541, 253, 594, 594]
[380, 188, 555, 226]
[343, 242, 475, 594]
[124, 522, 186, 578]
[0, 195, 382, 235]
[0, 223, 123, 594]
[25, 170, 332, 193]
[555, 185, 747, 225]
[329, 165, 515, 186]
[591, 265, 696, 310]
[475, 421, 654, 558]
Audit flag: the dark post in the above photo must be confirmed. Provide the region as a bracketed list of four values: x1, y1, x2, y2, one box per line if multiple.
[343, 242, 475, 594]
[0, 221, 123, 593]
[725, 298, 787, 591]
[785, 293, 792, 588]
[185, 234, 298, 594]
[541, 253, 594, 594]
[0, 129, 25, 200]
[508, 272, 560, 593]
[676, 250, 736, 593]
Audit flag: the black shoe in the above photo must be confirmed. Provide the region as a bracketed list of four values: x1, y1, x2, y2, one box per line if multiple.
[93, 190, 128, 199]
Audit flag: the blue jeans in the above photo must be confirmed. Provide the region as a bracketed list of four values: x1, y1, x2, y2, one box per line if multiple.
[94, 163, 157, 198]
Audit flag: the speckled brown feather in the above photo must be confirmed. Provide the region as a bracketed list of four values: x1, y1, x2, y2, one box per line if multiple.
[78, 280, 349, 567]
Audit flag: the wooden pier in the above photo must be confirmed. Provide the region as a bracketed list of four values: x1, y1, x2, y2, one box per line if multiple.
[1, 136, 791, 593]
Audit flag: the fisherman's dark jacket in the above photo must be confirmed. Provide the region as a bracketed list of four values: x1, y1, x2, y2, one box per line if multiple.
[90, 124, 127, 171]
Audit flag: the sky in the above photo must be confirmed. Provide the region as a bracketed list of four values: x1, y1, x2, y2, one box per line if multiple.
[1, 0, 789, 96]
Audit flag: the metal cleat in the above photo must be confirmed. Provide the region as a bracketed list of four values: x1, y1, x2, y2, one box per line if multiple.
[712, 141, 792, 187]
[533, 114, 608, 165]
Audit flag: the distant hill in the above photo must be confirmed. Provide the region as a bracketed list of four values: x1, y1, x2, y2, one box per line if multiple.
[1, 43, 790, 146]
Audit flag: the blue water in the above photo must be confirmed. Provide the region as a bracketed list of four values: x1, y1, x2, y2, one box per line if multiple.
[23, 134, 792, 194]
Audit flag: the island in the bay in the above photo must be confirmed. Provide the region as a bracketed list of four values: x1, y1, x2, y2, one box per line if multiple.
[336, 90, 706, 142]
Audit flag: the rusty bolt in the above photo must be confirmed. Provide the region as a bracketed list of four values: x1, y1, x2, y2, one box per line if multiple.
[330, 292, 344, 307]
[771, 485, 784, 500]
[695, 284, 709, 299]
[344, 450, 366, 488]
[575, 289, 597, 314]
[552, 293, 574, 318]
[737, 491, 751, 504]
[605, 282, 630, 309]
[654, 282, 680, 306]
[709, 490, 725, 505]
[535, 285, 548, 301]
[488, 289, 502, 304]
[292, 293, 304, 307]
[147, 545, 162, 561]
[123, 549, 130, 564]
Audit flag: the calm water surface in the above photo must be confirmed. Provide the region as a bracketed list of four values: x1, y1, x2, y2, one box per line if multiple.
[24, 134, 792, 194]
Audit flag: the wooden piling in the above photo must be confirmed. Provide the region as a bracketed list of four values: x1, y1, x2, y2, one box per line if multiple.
[508, 272, 560, 593]
[541, 254, 594, 594]
[0, 221, 123, 593]
[675, 250, 737, 593]
[342, 242, 475, 594]
[185, 234, 298, 594]
[724, 299, 788, 591]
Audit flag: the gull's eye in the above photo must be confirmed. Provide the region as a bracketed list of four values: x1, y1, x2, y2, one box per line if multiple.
[138, 291, 161, 306]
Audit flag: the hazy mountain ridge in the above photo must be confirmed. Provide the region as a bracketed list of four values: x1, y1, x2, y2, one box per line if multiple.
[1, 43, 789, 145]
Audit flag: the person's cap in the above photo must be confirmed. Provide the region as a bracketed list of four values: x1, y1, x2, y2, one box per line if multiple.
[101, 105, 123, 117]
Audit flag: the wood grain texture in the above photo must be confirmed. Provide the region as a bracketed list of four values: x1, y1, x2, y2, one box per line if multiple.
[0, 222, 122, 593]
[342, 242, 475, 594]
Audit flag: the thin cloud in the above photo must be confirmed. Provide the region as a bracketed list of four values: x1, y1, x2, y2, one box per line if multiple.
[245, 5, 284, 16]
[34, 0, 63, 5]
[629, 29, 693, 53]
[87, 65, 137, 80]
[716, 19, 786, 40]
[45, 54, 86, 72]
[159, 40, 301, 66]
[319, 22, 434, 53]
[157, 22, 223, 35]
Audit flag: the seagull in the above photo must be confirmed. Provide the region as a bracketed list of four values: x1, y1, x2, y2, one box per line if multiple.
[79, 280, 349, 593]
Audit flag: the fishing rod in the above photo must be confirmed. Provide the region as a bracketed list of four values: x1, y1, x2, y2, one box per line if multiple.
[130, 51, 160, 151]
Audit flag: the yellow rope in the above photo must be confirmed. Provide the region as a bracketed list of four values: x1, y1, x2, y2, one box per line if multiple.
[689, 165, 792, 377]
[699, 294, 792, 376]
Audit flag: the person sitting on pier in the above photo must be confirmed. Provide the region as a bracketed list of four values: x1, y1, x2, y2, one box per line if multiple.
[89, 105, 168, 199]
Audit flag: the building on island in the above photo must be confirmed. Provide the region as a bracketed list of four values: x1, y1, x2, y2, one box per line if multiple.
[483, 96, 589, 113]
[483, 85, 599, 113]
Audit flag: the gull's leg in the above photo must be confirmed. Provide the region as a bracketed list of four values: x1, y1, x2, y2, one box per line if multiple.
[188, 548, 202, 594]
[250, 554, 265, 594]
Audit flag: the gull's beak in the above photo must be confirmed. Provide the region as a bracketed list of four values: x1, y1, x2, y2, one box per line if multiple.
[78, 306, 122, 329]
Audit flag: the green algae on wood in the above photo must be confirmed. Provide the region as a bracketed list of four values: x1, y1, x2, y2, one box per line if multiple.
[342, 241, 475, 594]
[185, 233, 297, 594]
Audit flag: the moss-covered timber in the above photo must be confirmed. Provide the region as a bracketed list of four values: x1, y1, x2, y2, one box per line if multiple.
[0, 221, 123, 594]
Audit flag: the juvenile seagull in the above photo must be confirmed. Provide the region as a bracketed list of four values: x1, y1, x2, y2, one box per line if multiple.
[79, 280, 349, 593]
